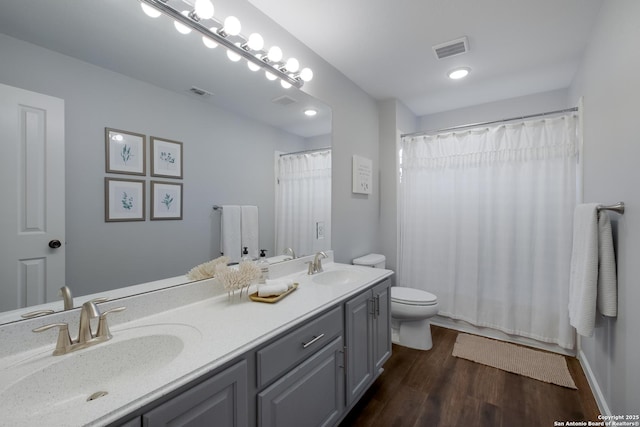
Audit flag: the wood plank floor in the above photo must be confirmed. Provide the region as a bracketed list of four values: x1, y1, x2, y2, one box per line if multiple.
[340, 326, 600, 427]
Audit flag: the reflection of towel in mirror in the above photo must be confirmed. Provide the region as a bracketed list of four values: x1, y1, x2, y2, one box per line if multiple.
[241, 205, 259, 260]
[221, 205, 241, 263]
[568, 204, 618, 337]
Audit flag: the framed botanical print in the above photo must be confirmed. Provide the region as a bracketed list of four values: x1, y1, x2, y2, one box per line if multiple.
[150, 137, 183, 179]
[150, 181, 183, 220]
[105, 128, 146, 175]
[105, 178, 145, 222]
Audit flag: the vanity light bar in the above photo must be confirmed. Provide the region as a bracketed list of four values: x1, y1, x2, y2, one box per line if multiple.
[138, 0, 307, 89]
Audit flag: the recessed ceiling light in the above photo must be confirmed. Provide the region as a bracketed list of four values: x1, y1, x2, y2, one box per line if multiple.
[304, 109, 318, 117]
[448, 67, 471, 80]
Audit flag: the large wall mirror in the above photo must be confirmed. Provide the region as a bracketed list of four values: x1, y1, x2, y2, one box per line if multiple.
[0, 0, 331, 324]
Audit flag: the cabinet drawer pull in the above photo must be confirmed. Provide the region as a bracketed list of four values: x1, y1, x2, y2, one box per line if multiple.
[375, 295, 381, 318]
[302, 333, 325, 349]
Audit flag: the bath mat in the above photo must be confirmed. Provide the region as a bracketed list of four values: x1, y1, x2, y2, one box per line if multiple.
[452, 333, 577, 389]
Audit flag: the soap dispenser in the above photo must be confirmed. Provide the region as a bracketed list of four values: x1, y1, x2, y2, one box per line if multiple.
[241, 247, 252, 262]
[257, 249, 269, 284]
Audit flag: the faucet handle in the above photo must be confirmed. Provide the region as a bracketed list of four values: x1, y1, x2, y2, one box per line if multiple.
[90, 297, 109, 304]
[96, 307, 126, 340]
[306, 261, 315, 275]
[33, 322, 72, 356]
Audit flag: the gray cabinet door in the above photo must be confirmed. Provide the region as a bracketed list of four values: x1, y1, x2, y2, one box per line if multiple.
[373, 279, 392, 373]
[344, 289, 374, 406]
[143, 360, 248, 427]
[258, 337, 345, 427]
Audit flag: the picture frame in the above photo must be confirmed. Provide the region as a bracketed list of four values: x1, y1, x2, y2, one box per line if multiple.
[150, 181, 183, 220]
[352, 155, 372, 194]
[150, 137, 183, 179]
[105, 178, 146, 222]
[105, 128, 146, 175]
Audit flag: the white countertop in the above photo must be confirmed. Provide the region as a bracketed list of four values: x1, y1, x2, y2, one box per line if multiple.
[0, 261, 393, 427]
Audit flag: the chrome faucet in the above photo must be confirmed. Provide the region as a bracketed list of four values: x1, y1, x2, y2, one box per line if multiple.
[307, 251, 328, 275]
[33, 297, 126, 356]
[283, 247, 297, 259]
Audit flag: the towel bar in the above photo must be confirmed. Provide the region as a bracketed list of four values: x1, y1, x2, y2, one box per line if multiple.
[596, 202, 625, 214]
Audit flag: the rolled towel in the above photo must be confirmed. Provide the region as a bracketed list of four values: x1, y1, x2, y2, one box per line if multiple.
[265, 279, 295, 290]
[258, 283, 290, 297]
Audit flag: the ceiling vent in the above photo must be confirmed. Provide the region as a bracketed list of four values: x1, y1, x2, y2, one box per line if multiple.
[432, 36, 469, 60]
[272, 95, 298, 106]
[189, 86, 213, 97]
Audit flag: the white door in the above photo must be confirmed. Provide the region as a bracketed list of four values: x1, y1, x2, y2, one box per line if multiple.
[0, 83, 65, 311]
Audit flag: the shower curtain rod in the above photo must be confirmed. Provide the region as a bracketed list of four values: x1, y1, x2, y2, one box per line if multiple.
[401, 107, 579, 138]
[279, 146, 331, 157]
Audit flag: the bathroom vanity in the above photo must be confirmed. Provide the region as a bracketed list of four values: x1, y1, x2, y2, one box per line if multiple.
[0, 253, 393, 427]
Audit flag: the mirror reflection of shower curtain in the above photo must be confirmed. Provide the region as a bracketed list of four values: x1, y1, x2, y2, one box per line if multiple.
[275, 150, 331, 257]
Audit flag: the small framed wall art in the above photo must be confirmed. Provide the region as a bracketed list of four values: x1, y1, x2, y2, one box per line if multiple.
[150, 137, 183, 179]
[352, 155, 372, 194]
[105, 128, 146, 175]
[105, 178, 146, 222]
[150, 181, 183, 220]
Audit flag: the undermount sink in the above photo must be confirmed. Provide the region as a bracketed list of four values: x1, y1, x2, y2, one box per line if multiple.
[312, 269, 365, 285]
[0, 323, 200, 422]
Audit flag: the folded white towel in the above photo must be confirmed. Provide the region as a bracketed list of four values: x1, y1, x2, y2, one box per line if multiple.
[221, 205, 242, 263]
[569, 203, 618, 337]
[258, 283, 289, 297]
[241, 205, 259, 260]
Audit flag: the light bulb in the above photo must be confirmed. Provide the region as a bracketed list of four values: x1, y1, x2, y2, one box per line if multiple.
[227, 49, 241, 62]
[247, 33, 264, 51]
[299, 68, 313, 82]
[267, 46, 283, 63]
[140, 3, 161, 18]
[285, 58, 299, 72]
[194, 0, 214, 20]
[265, 71, 277, 81]
[304, 109, 318, 117]
[281, 80, 292, 89]
[448, 67, 470, 80]
[247, 60, 261, 72]
[174, 11, 192, 35]
[223, 16, 241, 36]
[202, 28, 218, 48]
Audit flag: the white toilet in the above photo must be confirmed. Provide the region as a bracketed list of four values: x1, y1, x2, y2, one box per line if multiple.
[353, 254, 440, 351]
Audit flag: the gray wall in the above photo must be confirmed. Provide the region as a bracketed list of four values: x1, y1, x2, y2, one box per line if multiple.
[0, 34, 307, 295]
[569, 0, 640, 414]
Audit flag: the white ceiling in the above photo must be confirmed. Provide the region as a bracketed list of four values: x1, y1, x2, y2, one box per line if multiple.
[249, 0, 604, 116]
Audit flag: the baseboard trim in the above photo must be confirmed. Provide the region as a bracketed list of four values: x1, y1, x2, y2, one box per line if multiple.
[577, 349, 610, 416]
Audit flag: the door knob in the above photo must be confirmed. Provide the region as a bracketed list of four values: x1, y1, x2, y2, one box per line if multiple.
[48, 239, 62, 249]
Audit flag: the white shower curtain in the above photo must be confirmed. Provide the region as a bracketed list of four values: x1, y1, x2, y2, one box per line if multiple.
[275, 150, 331, 257]
[398, 115, 578, 349]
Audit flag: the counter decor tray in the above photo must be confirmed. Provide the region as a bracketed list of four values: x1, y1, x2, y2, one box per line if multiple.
[249, 283, 299, 303]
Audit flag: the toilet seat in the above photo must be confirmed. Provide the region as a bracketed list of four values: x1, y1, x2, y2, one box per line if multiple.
[391, 287, 437, 306]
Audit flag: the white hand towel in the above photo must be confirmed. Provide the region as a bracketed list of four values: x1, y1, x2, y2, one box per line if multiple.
[241, 205, 259, 260]
[221, 205, 242, 263]
[597, 211, 617, 317]
[568, 203, 599, 337]
[265, 279, 294, 290]
[258, 282, 289, 297]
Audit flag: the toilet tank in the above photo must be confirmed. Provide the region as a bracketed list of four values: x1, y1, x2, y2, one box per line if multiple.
[353, 253, 386, 269]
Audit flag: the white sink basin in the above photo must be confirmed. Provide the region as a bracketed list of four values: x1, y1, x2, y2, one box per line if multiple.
[312, 269, 365, 285]
[0, 323, 200, 422]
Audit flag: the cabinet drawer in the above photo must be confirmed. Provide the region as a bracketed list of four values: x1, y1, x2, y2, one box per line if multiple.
[257, 306, 343, 388]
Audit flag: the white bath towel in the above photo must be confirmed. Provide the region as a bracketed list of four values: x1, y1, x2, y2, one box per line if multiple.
[596, 211, 618, 317]
[241, 205, 259, 259]
[568, 203, 618, 337]
[221, 205, 242, 263]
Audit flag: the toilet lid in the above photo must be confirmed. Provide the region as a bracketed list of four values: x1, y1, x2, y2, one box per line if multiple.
[391, 287, 437, 305]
